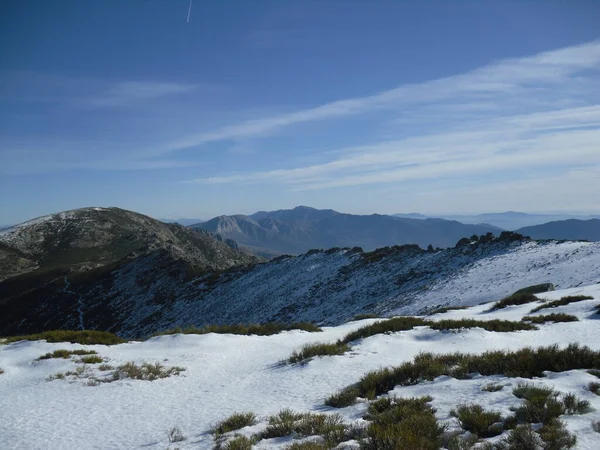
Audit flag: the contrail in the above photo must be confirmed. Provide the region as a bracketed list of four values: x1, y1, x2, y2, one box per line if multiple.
[187, 0, 193, 23]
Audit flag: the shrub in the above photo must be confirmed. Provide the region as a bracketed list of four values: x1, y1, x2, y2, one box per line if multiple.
[588, 382, 600, 395]
[513, 284, 555, 295]
[359, 395, 446, 450]
[492, 292, 539, 310]
[284, 441, 329, 450]
[98, 363, 114, 371]
[492, 424, 543, 450]
[261, 409, 346, 445]
[219, 435, 255, 450]
[79, 355, 104, 364]
[537, 419, 577, 450]
[37, 349, 97, 360]
[430, 319, 536, 332]
[341, 317, 427, 344]
[113, 362, 184, 381]
[3, 330, 125, 345]
[213, 412, 257, 437]
[530, 295, 594, 313]
[521, 313, 578, 324]
[287, 342, 349, 364]
[450, 404, 504, 437]
[427, 305, 468, 315]
[167, 426, 185, 443]
[511, 384, 590, 425]
[482, 383, 505, 392]
[326, 344, 600, 408]
[46, 372, 65, 381]
[154, 322, 322, 337]
[589, 369, 600, 378]
[364, 396, 433, 421]
[592, 420, 600, 433]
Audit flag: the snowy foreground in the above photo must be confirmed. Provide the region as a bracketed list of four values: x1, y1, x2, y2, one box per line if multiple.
[2, 284, 600, 449]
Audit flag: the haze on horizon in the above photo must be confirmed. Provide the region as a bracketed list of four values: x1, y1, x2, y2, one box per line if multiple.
[1, 1, 600, 225]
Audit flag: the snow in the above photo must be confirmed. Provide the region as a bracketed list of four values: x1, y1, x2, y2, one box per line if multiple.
[1, 284, 600, 449]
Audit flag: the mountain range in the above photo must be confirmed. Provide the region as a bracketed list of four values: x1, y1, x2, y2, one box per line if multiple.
[193, 206, 501, 256]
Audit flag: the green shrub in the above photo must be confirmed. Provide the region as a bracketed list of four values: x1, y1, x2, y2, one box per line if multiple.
[511, 384, 590, 425]
[213, 412, 257, 437]
[38, 349, 98, 360]
[430, 319, 536, 332]
[326, 343, 600, 408]
[341, 317, 427, 343]
[589, 369, 600, 378]
[219, 435, 256, 450]
[284, 441, 329, 450]
[261, 410, 346, 445]
[154, 322, 322, 337]
[427, 305, 468, 315]
[492, 292, 539, 310]
[3, 330, 125, 345]
[262, 409, 306, 439]
[521, 313, 578, 324]
[482, 383, 505, 392]
[450, 404, 504, 437]
[588, 382, 600, 395]
[113, 362, 184, 381]
[79, 355, 104, 364]
[98, 363, 114, 371]
[530, 295, 594, 313]
[537, 419, 577, 450]
[287, 342, 349, 364]
[359, 395, 445, 450]
[492, 424, 543, 450]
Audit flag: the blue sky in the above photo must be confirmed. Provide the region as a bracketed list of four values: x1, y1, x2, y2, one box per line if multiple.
[1, 0, 600, 224]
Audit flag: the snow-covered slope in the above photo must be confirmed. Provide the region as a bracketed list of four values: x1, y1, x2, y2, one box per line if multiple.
[1, 284, 600, 449]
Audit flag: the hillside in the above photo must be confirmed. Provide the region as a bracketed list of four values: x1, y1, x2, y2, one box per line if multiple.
[517, 219, 600, 242]
[0, 207, 257, 336]
[1, 283, 600, 449]
[194, 206, 501, 255]
[3, 227, 599, 338]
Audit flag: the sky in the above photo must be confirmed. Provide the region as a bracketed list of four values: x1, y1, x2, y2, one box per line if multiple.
[1, 0, 600, 224]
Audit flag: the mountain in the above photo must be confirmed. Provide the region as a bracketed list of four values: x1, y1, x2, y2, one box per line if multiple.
[395, 211, 600, 230]
[0, 207, 256, 335]
[516, 218, 600, 241]
[2, 283, 600, 449]
[193, 206, 501, 255]
[3, 226, 599, 338]
[160, 218, 206, 226]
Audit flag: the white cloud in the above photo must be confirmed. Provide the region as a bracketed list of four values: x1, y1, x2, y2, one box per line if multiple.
[82, 81, 197, 108]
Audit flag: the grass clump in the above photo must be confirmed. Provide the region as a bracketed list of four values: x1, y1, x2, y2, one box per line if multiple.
[261, 409, 347, 445]
[513, 284, 555, 295]
[450, 403, 504, 437]
[3, 330, 125, 345]
[492, 292, 539, 310]
[521, 313, 578, 324]
[217, 435, 256, 450]
[154, 322, 322, 337]
[427, 305, 468, 315]
[113, 362, 184, 381]
[326, 343, 600, 408]
[98, 363, 114, 371]
[287, 342, 349, 364]
[360, 395, 446, 450]
[430, 319, 536, 332]
[341, 317, 426, 344]
[482, 383, 505, 392]
[167, 426, 185, 443]
[589, 369, 600, 378]
[37, 349, 97, 360]
[284, 441, 329, 450]
[78, 355, 104, 364]
[213, 412, 257, 438]
[530, 295, 594, 313]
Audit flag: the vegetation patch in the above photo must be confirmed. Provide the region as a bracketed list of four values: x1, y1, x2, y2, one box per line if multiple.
[427, 305, 468, 315]
[154, 322, 322, 337]
[213, 412, 257, 438]
[261, 409, 347, 446]
[589, 382, 600, 395]
[521, 313, 579, 324]
[167, 426, 185, 443]
[429, 319, 536, 332]
[78, 355, 104, 364]
[450, 403, 504, 438]
[491, 292, 539, 310]
[112, 362, 184, 381]
[287, 342, 349, 364]
[360, 395, 446, 450]
[482, 383, 505, 392]
[37, 349, 97, 360]
[3, 330, 125, 345]
[325, 343, 600, 407]
[351, 313, 380, 321]
[341, 317, 427, 344]
[530, 295, 594, 313]
[98, 363, 114, 371]
[216, 435, 256, 450]
[513, 283, 555, 295]
[284, 441, 329, 450]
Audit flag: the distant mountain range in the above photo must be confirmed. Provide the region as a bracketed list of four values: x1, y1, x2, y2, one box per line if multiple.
[192, 206, 501, 255]
[517, 219, 600, 242]
[393, 211, 600, 230]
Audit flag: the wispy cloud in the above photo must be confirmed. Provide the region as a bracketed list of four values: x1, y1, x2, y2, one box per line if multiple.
[170, 40, 600, 152]
[81, 81, 197, 108]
